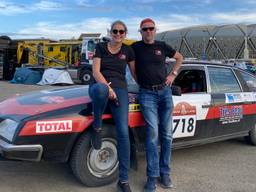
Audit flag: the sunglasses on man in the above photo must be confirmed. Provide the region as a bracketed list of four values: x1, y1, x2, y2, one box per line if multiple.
[112, 29, 126, 35]
[141, 27, 155, 32]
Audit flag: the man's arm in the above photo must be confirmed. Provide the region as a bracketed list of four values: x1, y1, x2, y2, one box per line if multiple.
[171, 51, 183, 75]
[165, 51, 183, 86]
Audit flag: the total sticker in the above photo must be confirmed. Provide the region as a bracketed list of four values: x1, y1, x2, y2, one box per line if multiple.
[36, 120, 72, 133]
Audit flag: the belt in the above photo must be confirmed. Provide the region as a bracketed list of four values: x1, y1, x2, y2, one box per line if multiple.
[140, 83, 166, 91]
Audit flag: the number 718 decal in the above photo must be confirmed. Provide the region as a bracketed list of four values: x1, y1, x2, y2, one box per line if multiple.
[172, 115, 196, 138]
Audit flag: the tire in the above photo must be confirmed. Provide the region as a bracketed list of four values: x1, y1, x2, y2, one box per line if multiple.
[246, 125, 256, 145]
[70, 124, 118, 187]
[80, 69, 94, 85]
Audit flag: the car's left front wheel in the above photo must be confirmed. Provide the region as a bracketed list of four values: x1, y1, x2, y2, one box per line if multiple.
[70, 124, 118, 187]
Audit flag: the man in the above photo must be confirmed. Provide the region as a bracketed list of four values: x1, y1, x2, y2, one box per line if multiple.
[132, 18, 183, 192]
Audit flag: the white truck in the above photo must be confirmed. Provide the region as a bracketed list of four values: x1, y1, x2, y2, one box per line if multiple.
[68, 35, 110, 84]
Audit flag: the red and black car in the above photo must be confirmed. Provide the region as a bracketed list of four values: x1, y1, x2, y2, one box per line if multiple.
[0, 61, 256, 187]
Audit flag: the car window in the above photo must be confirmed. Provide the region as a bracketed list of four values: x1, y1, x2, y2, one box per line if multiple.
[87, 40, 96, 52]
[208, 67, 241, 93]
[126, 67, 139, 93]
[173, 69, 207, 94]
[239, 70, 256, 91]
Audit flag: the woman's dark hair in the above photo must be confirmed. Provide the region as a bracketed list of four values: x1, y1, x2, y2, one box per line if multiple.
[110, 20, 128, 33]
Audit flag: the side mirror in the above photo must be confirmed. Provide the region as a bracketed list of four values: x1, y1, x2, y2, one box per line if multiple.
[171, 85, 181, 96]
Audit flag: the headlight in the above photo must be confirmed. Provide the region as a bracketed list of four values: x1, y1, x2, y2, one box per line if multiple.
[0, 119, 19, 142]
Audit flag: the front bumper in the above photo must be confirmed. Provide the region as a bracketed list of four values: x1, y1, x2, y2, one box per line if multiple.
[0, 139, 43, 162]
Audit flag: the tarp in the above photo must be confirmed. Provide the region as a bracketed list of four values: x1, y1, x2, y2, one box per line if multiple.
[10, 68, 42, 84]
[37, 68, 74, 85]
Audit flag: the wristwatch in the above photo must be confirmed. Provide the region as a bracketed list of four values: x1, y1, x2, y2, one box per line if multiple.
[171, 71, 178, 76]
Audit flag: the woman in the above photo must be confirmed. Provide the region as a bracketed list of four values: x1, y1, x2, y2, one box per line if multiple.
[89, 20, 136, 192]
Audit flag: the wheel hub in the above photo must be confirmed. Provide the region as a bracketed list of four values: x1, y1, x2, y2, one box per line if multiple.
[87, 139, 118, 178]
[98, 150, 110, 162]
[83, 74, 91, 81]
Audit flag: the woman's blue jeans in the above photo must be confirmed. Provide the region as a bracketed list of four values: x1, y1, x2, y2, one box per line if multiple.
[89, 83, 130, 182]
[138, 86, 173, 178]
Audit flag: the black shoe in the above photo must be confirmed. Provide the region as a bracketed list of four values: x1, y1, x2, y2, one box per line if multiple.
[144, 177, 156, 192]
[91, 128, 102, 150]
[117, 181, 131, 192]
[159, 174, 173, 188]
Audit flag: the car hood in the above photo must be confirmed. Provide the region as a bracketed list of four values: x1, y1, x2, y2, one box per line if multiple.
[0, 86, 91, 120]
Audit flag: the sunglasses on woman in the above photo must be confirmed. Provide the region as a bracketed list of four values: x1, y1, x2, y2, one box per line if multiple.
[141, 27, 155, 32]
[112, 29, 126, 35]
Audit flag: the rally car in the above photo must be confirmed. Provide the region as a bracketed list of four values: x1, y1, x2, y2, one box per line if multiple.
[0, 60, 256, 187]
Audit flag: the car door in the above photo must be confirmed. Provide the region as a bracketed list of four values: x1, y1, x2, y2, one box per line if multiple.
[234, 69, 256, 132]
[206, 66, 247, 137]
[172, 65, 213, 146]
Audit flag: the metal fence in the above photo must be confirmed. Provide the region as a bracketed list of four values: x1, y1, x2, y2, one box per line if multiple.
[156, 24, 256, 60]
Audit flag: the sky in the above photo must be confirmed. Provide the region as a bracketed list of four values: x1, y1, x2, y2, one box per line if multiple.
[0, 0, 256, 40]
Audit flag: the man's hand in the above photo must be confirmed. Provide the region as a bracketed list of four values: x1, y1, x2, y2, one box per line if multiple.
[165, 74, 176, 86]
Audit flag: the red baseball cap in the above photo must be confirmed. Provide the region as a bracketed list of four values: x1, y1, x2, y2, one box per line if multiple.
[140, 18, 155, 28]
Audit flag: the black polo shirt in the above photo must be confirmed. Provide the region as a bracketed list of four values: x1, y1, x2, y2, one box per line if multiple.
[94, 42, 135, 88]
[132, 40, 176, 87]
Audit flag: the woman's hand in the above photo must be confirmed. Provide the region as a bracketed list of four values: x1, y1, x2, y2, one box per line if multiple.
[108, 88, 117, 100]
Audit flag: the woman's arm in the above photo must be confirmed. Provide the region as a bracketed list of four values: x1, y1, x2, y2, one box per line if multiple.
[92, 57, 116, 99]
[92, 57, 108, 84]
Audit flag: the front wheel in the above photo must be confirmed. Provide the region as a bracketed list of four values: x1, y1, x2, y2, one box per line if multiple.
[70, 124, 118, 187]
[80, 69, 94, 85]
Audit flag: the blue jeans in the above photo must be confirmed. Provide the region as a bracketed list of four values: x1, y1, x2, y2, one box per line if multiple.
[89, 83, 130, 182]
[139, 86, 173, 178]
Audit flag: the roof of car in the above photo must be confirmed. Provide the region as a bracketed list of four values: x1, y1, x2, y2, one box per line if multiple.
[181, 59, 241, 68]
[183, 60, 223, 65]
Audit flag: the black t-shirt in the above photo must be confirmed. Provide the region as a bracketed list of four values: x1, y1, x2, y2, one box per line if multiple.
[94, 42, 135, 88]
[132, 40, 176, 86]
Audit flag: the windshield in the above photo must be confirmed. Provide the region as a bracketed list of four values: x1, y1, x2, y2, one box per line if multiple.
[87, 40, 96, 52]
